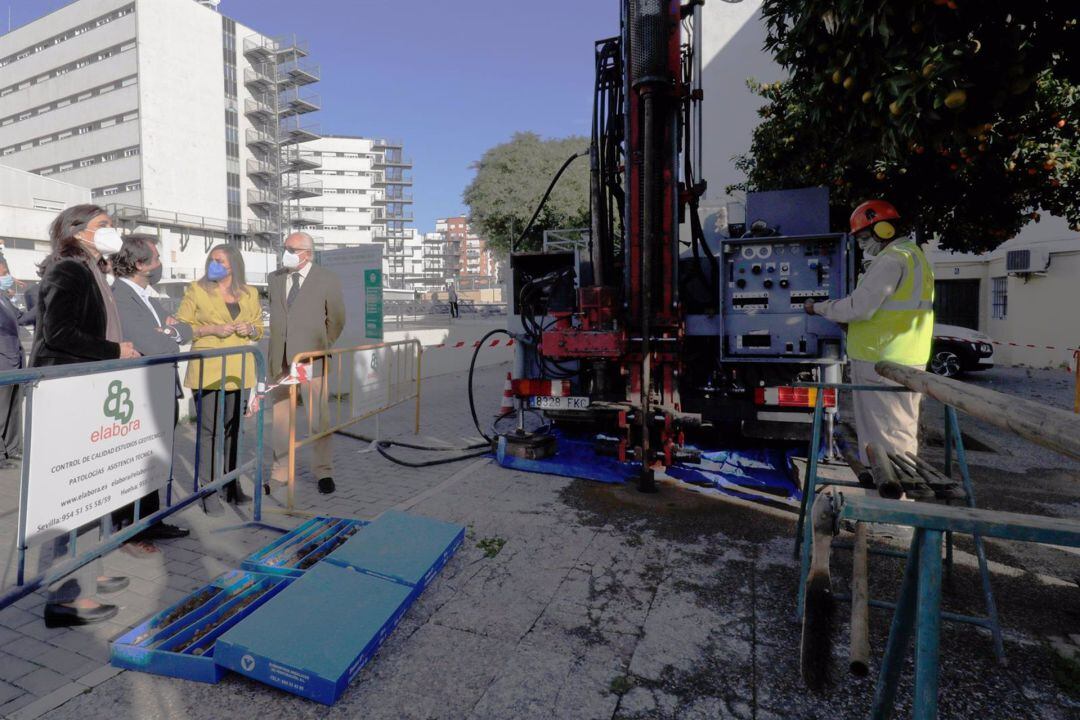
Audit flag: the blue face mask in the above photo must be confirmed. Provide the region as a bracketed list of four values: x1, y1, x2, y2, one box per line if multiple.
[0, 276, 13, 290]
[207, 260, 229, 281]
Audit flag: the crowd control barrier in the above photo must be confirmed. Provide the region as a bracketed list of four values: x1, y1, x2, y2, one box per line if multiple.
[276, 339, 422, 514]
[0, 346, 275, 612]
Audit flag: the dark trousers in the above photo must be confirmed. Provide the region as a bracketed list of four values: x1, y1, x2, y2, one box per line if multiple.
[0, 381, 21, 458]
[449, 301, 459, 318]
[195, 390, 242, 496]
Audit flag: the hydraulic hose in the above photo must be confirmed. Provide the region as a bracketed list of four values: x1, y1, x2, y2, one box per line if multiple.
[468, 328, 513, 443]
[513, 150, 589, 252]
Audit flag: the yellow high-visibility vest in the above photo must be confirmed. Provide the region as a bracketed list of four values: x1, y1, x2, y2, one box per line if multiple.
[847, 239, 935, 365]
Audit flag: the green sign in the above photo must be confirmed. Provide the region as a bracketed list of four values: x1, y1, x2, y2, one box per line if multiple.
[364, 268, 383, 341]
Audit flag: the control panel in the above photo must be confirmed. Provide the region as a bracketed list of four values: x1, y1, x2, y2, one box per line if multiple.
[720, 234, 849, 359]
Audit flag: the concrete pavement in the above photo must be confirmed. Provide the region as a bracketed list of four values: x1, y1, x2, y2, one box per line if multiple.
[1, 364, 1079, 719]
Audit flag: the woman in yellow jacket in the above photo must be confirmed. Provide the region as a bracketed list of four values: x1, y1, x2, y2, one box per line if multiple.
[176, 244, 263, 510]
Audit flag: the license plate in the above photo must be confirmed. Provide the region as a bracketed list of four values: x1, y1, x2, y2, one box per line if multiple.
[533, 395, 590, 411]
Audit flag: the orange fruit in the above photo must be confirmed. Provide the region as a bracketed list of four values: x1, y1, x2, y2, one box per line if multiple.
[861, 90, 873, 104]
[889, 101, 902, 116]
[944, 89, 967, 109]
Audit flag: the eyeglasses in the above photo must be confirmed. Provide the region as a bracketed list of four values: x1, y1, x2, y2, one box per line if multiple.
[284, 246, 308, 254]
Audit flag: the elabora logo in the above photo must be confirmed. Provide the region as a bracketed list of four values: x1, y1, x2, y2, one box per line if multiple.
[103, 380, 134, 424]
[241, 654, 256, 672]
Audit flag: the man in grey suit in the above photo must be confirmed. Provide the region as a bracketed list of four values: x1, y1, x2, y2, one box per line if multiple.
[110, 234, 191, 550]
[268, 232, 345, 494]
[0, 259, 25, 466]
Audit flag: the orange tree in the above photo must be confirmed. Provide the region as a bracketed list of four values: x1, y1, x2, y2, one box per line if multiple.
[730, 0, 1080, 252]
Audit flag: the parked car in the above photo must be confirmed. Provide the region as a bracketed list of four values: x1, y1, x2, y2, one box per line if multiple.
[929, 324, 995, 377]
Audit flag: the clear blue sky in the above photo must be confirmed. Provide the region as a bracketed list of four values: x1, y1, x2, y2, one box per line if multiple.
[5, 0, 616, 233]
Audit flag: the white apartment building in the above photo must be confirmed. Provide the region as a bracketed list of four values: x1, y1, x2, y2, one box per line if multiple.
[0, 0, 323, 288]
[297, 135, 421, 289]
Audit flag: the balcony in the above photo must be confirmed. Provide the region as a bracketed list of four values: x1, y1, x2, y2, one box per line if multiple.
[283, 149, 321, 172]
[243, 34, 278, 62]
[372, 189, 413, 205]
[370, 138, 403, 151]
[372, 171, 413, 188]
[245, 127, 277, 150]
[279, 116, 319, 145]
[243, 95, 275, 121]
[247, 188, 277, 208]
[279, 59, 319, 86]
[246, 158, 276, 180]
[371, 154, 413, 169]
[279, 87, 319, 116]
[272, 34, 309, 59]
[286, 179, 323, 199]
[291, 207, 324, 226]
[243, 65, 275, 91]
[248, 218, 277, 238]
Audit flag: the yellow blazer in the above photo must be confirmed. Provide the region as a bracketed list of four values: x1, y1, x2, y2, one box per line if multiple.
[175, 281, 264, 390]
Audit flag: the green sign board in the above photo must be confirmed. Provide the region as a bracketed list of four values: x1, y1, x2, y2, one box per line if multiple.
[364, 268, 383, 341]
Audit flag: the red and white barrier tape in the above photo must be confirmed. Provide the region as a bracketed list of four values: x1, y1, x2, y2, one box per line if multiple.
[427, 338, 515, 350]
[246, 361, 313, 415]
[937, 336, 1079, 353]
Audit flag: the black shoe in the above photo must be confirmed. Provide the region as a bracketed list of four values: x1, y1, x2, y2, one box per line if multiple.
[96, 576, 129, 594]
[227, 485, 251, 505]
[318, 477, 335, 494]
[263, 482, 272, 497]
[141, 523, 190, 540]
[44, 602, 118, 628]
[201, 493, 225, 516]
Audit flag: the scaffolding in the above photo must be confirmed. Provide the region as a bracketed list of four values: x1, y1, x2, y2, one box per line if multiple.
[242, 33, 323, 250]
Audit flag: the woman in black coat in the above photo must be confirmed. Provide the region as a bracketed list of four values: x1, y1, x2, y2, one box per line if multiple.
[33, 204, 139, 628]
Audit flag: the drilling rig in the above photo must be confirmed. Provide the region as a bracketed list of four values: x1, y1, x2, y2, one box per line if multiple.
[503, 0, 852, 493]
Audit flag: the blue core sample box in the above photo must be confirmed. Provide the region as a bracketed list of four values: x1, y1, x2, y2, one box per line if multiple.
[110, 570, 292, 683]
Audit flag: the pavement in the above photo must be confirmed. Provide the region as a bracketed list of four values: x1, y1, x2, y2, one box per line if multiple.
[0, 363, 1078, 719]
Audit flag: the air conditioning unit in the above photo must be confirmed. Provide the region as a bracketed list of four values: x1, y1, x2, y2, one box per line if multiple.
[1005, 247, 1050, 275]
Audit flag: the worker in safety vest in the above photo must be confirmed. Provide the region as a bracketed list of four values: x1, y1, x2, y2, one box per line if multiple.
[804, 200, 934, 464]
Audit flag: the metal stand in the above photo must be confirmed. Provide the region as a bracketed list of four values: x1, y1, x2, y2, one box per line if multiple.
[794, 383, 1004, 665]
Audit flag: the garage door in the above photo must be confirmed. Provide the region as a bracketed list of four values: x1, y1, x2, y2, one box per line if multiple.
[934, 279, 980, 330]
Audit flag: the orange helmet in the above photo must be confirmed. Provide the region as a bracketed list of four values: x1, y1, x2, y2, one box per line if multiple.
[850, 199, 900, 235]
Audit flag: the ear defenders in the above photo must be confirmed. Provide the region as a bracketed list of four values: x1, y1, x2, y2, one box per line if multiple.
[872, 220, 896, 240]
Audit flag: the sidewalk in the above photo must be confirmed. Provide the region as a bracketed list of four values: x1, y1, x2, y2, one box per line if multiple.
[1, 363, 1078, 719]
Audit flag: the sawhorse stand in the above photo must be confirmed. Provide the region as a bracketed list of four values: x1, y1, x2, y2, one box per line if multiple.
[794, 384, 1005, 663]
[832, 494, 1080, 719]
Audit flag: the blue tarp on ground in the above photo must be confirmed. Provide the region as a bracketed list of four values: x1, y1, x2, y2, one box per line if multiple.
[496, 430, 804, 509]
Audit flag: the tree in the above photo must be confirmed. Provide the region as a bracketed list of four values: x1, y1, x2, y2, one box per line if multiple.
[730, 1, 1080, 252]
[463, 132, 589, 255]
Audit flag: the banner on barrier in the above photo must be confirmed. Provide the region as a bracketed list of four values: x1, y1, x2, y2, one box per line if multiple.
[22, 365, 176, 545]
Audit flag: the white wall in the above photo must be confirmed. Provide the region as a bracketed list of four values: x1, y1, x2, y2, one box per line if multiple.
[0, 163, 92, 278]
[135, 0, 227, 221]
[699, 0, 782, 219]
[931, 238, 1080, 368]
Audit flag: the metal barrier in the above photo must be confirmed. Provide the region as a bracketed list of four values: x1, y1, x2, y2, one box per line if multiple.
[0, 346, 275, 612]
[277, 339, 422, 514]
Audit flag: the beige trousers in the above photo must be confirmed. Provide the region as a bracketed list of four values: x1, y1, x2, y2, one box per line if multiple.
[271, 380, 333, 484]
[850, 360, 921, 465]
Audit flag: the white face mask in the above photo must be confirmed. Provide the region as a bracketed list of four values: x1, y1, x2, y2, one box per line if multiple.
[857, 236, 885, 258]
[89, 226, 123, 256]
[281, 249, 303, 270]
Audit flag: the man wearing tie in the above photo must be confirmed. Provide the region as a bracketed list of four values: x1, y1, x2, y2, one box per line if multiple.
[268, 232, 345, 495]
[0, 259, 26, 466]
[110, 234, 191, 550]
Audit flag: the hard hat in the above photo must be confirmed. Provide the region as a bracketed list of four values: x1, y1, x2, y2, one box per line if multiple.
[850, 200, 900, 235]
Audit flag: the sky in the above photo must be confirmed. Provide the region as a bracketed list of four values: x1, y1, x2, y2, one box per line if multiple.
[4, 0, 616, 233]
